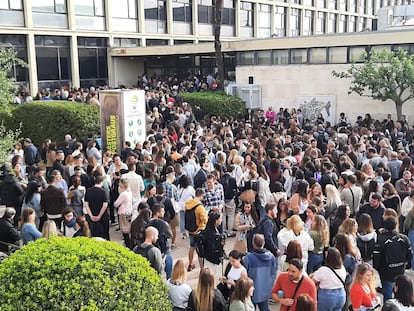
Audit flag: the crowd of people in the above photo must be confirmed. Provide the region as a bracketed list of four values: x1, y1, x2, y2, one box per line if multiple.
[1, 77, 414, 311]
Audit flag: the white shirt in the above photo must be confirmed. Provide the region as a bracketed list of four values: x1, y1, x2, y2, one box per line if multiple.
[313, 266, 346, 289]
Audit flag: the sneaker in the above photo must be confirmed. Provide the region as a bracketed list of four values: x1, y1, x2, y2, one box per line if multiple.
[182, 233, 188, 239]
[111, 221, 119, 226]
[187, 264, 195, 272]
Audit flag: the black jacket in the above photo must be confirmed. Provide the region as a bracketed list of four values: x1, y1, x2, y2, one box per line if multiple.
[0, 218, 20, 252]
[203, 226, 224, 265]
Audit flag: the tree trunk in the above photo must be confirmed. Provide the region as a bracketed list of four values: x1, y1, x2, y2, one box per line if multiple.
[214, 0, 224, 91]
[395, 102, 403, 120]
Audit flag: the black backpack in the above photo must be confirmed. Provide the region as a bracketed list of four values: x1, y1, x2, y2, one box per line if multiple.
[356, 236, 375, 261]
[185, 204, 201, 232]
[383, 234, 410, 269]
[194, 231, 206, 258]
[133, 244, 154, 261]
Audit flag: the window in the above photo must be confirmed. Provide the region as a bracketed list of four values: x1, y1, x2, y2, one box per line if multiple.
[359, 0, 366, 14]
[315, 0, 325, 8]
[74, 0, 104, 16]
[0, 34, 28, 83]
[146, 39, 168, 46]
[328, 0, 336, 10]
[349, 0, 356, 13]
[222, 0, 235, 25]
[257, 50, 271, 65]
[315, 11, 325, 34]
[145, 0, 166, 20]
[35, 35, 71, 83]
[258, 4, 271, 38]
[328, 13, 336, 33]
[113, 38, 139, 47]
[309, 48, 327, 63]
[290, 8, 301, 36]
[303, 10, 314, 36]
[273, 49, 289, 64]
[302, 0, 313, 6]
[112, 0, 136, 18]
[291, 49, 308, 64]
[274, 6, 286, 37]
[358, 17, 367, 31]
[349, 15, 356, 32]
[328, 47, 347, 63]
[32, 0, 66, 13]
[239, 51, 254, 65]
[338, 14, 347, 32]
[338, 0, 346, 11]
[198, 0, 213, 23]
[0, 0, 22, 9]
[240, 1, 253, 27]
[172, 0, 192, 22]
[349, 46, 367, 62]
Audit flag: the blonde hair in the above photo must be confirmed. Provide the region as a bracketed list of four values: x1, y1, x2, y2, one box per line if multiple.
[287, 215, 304, 235]
[325, 184, 342, 207]
[194, 268, 215, 311]
[42, 220, 59, 238]
[350, 262, 376, 294]
[338, 218, 357, 237]
[313, 215, 330, 247]
[170, 259, 187, 283]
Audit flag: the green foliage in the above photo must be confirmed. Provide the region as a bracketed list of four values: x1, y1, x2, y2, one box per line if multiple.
[332, 48, 414, 118]
[0, 48, 27, 114]
[1, 101, 100, 146]
[181, 91, 245, 118]
[0, 237, 171, 311]
[0, 123, 21, 168]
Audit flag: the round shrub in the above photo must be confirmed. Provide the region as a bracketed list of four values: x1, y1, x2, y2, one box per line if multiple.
[181, 91, 245, 118]
[0, 237, 171, 311]
[1, 101, 100, 146]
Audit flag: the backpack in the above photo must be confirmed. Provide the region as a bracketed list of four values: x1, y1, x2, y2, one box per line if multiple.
[133, 244, 154, 261]
[194, 230, 206, 258]
[185, 204, 201, 232]
[220, 173, 237, 200]
[383, 234, 409, 269]
[356, 236, 376, 262]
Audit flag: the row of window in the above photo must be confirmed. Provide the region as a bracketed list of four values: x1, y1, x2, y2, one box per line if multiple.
[0, 35, 108, 89]
[238, 44, 414, 66]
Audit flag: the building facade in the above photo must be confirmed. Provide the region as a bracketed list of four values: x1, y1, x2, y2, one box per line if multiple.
[0, 0, 400, 93]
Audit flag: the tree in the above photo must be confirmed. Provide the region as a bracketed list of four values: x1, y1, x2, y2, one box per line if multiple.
[332, 48, 414, 119]
[214, 0, 224, 91]
[0, 123, 21, 172]
[0, 47, 26, 112]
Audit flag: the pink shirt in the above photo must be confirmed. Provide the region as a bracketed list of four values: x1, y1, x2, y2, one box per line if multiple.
[114, 191, 133, 215]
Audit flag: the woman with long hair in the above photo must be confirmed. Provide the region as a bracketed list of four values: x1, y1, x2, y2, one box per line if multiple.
[229, 277, 255, 311]
[356, 213, 377, 263]
[22, 180, 42, 228]
[187, 267, 226, 311]
[304, 205, 317, 233]
[234, 201, 259, 254]
[338, 218, 360, 259]
[178, 175, 195, 239]
[279, 239, 303, 273]
[330, 204, 351, 243]
[277, 215, 314, 272]
[267, 158, 282, 192]
[114, 178, 133, 248]
[349, 263, 380, 311]
[307, 215, 329, 274]
[382, 183, 401, 215]
[334, 233, 357, 285]
[312, 247, 346, 311]
[362, 180, 379, 204]
[203, 212, 225, 275]
[20, 207, 42, 244]
[324, 184, 342, 223]
[68, 175, 86, 217]
[307, 182, 324, 205]
[256, 163, 271, 209]
[289, 179, 309, 220]
[167, 259, 192, 311]
[275, 198, 292, 231]
[130, 207, 152, 248]
[383, 274, 414, 310]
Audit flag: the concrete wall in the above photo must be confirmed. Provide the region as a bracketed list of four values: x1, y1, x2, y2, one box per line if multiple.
[236, 64, 414, 124]
[113, 57, 145, 88]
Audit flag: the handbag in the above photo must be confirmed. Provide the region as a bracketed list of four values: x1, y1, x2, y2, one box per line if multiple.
[239, 189, 256, 203]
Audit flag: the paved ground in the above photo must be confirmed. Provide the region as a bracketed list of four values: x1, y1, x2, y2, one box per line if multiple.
[109, 225, 282, 310]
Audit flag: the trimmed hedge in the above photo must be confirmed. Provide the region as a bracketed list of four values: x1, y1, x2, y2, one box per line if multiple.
[181, 91, 245, 118]
[0, 101, 100, 146]
[0, 237, 171, 310]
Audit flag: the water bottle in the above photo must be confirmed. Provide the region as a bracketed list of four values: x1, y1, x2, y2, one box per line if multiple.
[277, 290, 284, 298]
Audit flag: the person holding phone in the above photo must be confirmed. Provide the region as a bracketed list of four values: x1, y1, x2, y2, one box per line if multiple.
[349, 263, 381, 311]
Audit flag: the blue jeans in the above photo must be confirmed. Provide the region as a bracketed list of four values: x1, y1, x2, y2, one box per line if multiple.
[165, 252, 173, 279]
[179, 210, 186, 234]
[408, 230, 414, 271]
[255, 301, 269, 311]
[381, 279, 393, 301]
[317, 288, 346, 311]
[307, 252, 323, 274]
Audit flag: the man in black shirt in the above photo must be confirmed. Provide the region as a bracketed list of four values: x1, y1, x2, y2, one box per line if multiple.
[84, 175, 109, 240]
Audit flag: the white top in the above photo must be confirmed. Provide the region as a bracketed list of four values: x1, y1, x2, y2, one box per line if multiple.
[166, 279, 192, 309]
[386, 299, 414, 311]
[178, 186, 195, 211]
[313, 266, 346, 289]
[227, 265, 246, 282]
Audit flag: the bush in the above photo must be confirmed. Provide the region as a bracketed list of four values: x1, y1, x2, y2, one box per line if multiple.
[1, 101, 100, 146]
[0, 237, 171, 311]
[181, 91, 245, 118]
